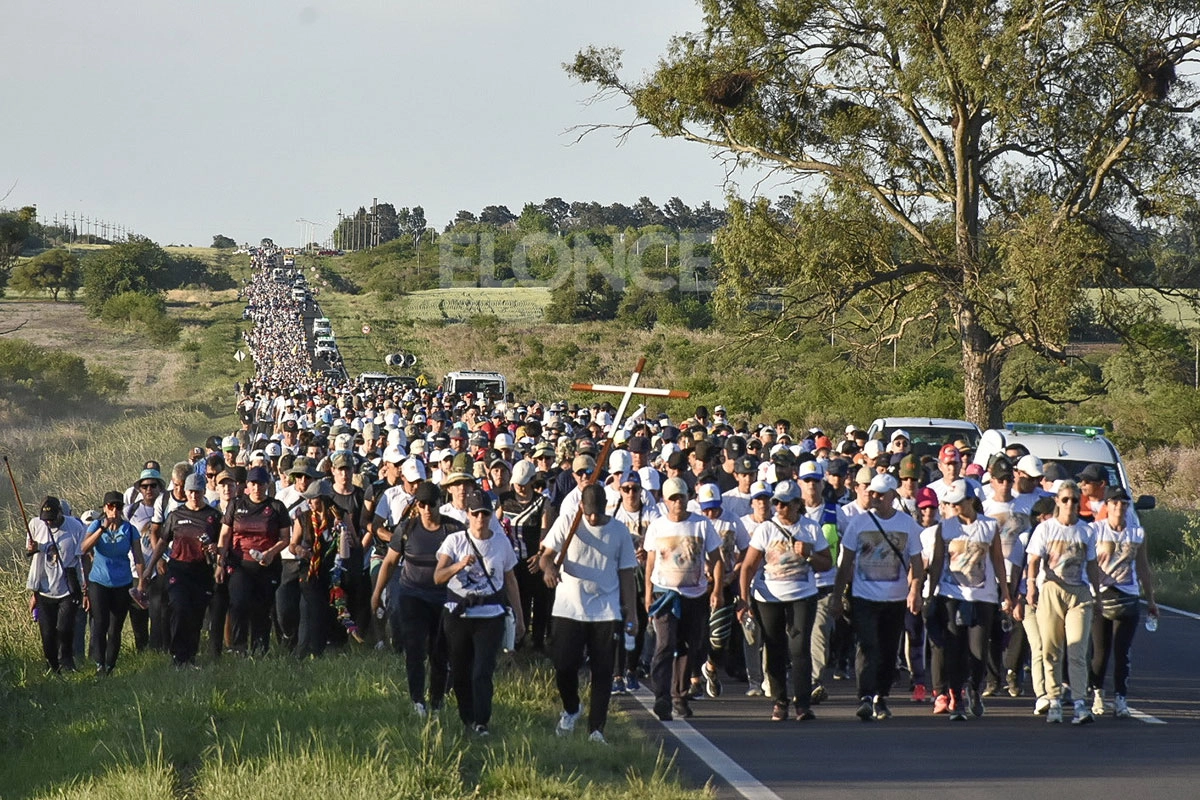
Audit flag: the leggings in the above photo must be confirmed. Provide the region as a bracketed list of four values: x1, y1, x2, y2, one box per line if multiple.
[399, 594, 449, 707]
[87, 583, 131, 670]
[443, 613, 505, 727]
[1089, 609, 1139, 696]
[941, 597, 996, 693]
[228, 560, 281, 655]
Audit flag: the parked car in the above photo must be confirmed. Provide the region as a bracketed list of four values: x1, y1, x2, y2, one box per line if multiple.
[866, 417, 983, 461]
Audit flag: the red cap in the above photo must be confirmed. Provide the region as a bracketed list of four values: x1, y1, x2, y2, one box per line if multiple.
[938, 443, 961, 464]
[814, 435, 832, 450]
[916, 487, 939, 509]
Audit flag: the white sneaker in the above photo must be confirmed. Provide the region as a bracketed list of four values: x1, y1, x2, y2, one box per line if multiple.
[413, 702, 428, 719]
[1046, 700, 1063, 724]
[1071, 699, 1094, 725]
[1033, 696, 1051, 715]
[1114, 695, 1131, 718]
[1091, 689, 1105, 717]
[588, 730, 608, 744]
[556, 709, 582, 736]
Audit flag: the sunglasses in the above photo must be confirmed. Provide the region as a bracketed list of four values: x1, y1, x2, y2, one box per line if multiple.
[771, 499, 794, 506]
[469, 509, 492, 517]
[575, 470, 593, 477]
[205, 471, 219, 478]
[1058, 497, 1080, 505]
[620, 486, 639, 493]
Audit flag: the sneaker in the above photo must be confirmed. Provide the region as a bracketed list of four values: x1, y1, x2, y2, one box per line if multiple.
[911, 683, 928, 703]
[624, 670, 640, 692]
[473, 723, 490, 737]
[872, 696, 892, 720]
[1034, 696, 1051, 715]
[702, 662, 722, 698]
[557, 709, 582, 736]
[1091, 689, 1105, 717]
[588, 730, 608, 744]
[967, 686, 985, 718]
[1114, 695, 1131, 719]
[771, 702, 789, 722]
[672, 699, 694, 718]
[612, 676, 628, 695]
[796, 707, 816, 721]
[653, 698, 673, 722]
[745, 687, 765, 697]
[949, 705, 969, 721]
[856, 696, 875, 721]
[981, 681, 999, 698]
[687, 680, 705, 700]
[933, 693, 950, 714]
[413, 702, 428, 720]
[1071, 700, 1094, 726]
[1006, 670, 1022, 697]
[810, 683, 828, 705]
[949, 689, 968, 721]
[1046, 700, 1063, 724]
[833, 668, 849, 681]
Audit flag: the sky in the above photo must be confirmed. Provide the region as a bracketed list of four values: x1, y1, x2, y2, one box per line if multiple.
[3, 1, 773, 247]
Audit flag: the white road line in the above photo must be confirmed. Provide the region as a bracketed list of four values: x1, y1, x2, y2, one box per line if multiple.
[1152, 601, 1200, 621]
[1129, 707, 1168, 725]
[629, 690, 783, 800]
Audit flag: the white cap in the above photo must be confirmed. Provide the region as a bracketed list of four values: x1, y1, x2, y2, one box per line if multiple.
[845, 424, 857, 435]
[696, 482, 722, 509]
[609, 450, 633, 476]
[863, 439, 886, 459]
[1016, 454, 1045, 478]
[335, 433, 354, 451]
[382, 445, 405, 464]
[400, 458, 427, 483]
[662, 477, 690, 500]
[942, 478, 970, 504]
[772, 480, 801, 503]
[867, 473, 899, 494]
[797, 460, 825, 481]
[889, 429, 910, 442]
[638, 466, 662, 491]
[512, 460, 537, 486]
[494, 432, 514, 450]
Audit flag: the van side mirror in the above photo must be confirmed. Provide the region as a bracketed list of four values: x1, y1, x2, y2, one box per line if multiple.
[1135, 495, 1156, 511]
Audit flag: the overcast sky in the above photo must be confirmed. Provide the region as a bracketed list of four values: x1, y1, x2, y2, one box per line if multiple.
[3, 1, 774, 246]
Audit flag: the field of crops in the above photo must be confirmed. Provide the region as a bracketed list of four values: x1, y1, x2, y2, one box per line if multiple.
[401, 287, 551, 323]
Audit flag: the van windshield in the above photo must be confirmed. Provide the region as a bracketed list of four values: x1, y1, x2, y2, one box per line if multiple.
[453, 379, 502, 397]
[881, 426, 981, 461]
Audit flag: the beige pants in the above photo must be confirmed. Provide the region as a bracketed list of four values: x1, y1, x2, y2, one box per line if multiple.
[1036, 581, 1093, 701]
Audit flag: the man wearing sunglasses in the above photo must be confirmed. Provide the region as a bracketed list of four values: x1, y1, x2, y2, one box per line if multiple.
[125, 467, 166, 652]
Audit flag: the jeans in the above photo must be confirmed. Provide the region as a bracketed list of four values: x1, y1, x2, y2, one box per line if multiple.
[443, 613, 505, 727]
[87, 583, 130, 670]
[852, 598, 906, 700]
[553, 618, 619, 733]
[1036, 581, 1093, 702]
[399, 594, 448, 707]
[756, 595, 817, 707]
[1089, 605, 1139, 696]
[649, 594, 709, 704]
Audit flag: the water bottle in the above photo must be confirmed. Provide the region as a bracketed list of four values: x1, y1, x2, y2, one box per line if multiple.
[1000, 614, 1013, 633]
[1145, 614, 1158, 633]
[249, 548, 264, 563]
[624, 620, 636, 652]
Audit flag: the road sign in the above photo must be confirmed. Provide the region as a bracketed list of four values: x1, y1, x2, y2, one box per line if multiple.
[234, 350, 246, 363]
[362, 324, 371, 335]
[416, 374, 428, 387]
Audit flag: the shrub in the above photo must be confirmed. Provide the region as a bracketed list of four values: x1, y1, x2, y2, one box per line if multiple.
[100, 291, 181, 344]
[0, 338, 128, 407]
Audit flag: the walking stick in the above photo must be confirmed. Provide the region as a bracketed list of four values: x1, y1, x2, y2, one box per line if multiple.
[4, 455, 34, 552]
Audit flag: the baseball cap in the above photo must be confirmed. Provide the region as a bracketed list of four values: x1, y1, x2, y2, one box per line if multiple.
[512, 460, 537, 486]
[1105, 486, 1132, 503]
[330, 452, 353, 470]
[1015, 454, 1044, 477]
[184, 473, 206, 492]
[916, 487, 939, 509]
[724, 435, 747, 458]
[898, 455, 922, 481]
[889, 429, 910, 443]
[662, 477, 689, 500]
[814, 435, 832, 451]
[772, 480, 802, 504]
[938, 443, 962, 464]
[572, 454, 596, 474]
[246, 466, 271, 484]
[825, 458, 850, 478]
[382, 445, 405, 464]
[797, 460, 824, 481]
[39, 496, 63, 522]
[400, 458, 427, 483]
[619, 470, 641, 487]
[854, 466, 875, 485]
[465, 490, 493, 514]
[637, 466, 662, 491]
[696, 483, 723, 510]
[581, 483, 607, 516]
[749, 480, 772, 500]
[628, 435, 651, 455]
[733, 455, 757, 475]
[868, 473, 899, 494]
[942, 479, 970, 505]
[964, 463, 985, 479]
[1077, 464, 1108, 483]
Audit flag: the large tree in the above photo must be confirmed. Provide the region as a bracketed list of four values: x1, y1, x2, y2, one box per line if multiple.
[10, 249, 81, 300]
[569, 1, 1200, 426]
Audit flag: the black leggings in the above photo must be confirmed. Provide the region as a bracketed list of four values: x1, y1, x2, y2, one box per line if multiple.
[87, 583, 131, 670]
[756, 595, 818, 707]
[852, 598, 906, 700]
[167, 564, 213, 665]
[443, 613, 505, 726]
[515, 559, 554, 649]
[228, 561, 281, 655]
[554, 618, 618, 733]
[1089, 609, 1139, 696]
[399, 594, 449, 708]
[942, 597, 996, 693]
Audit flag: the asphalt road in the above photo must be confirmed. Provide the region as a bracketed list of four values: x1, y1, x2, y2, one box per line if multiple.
[623, 606, 1199, 800]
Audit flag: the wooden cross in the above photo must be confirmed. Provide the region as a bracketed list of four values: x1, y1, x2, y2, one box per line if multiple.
[555, 358, 689, 566]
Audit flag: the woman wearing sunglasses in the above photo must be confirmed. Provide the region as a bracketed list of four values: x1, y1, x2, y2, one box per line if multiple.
[1025, 480, 1102, 725]
[81, 491, 144, 675]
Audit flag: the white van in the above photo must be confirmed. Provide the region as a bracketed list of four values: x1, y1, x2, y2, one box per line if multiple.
[313, 317, 332, 336]
[444, 370, 506, 399]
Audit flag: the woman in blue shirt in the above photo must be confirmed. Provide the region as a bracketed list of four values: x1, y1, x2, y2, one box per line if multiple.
[81, 490, 144, 675]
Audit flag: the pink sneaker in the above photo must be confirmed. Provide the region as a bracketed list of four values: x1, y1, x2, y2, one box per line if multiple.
[912, 684, 928, 703]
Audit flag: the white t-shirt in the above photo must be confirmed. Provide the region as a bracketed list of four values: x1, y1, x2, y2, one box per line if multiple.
[747, 517, 827, 603]
[711, 514, 750, 576]
[25, 517, 86, 598]
[721, 489, 753, 522]
[934, 515, 1000, 603]
[1027, 518, 1096, 587]
[1091, 518, 1145, 597]
[274, 484, 305, 559]
[375, 485, 414, 529]
[841, 511, 923, 602]
[612, 502, 661, 551]
[543, 514, 636, 622]
[437, 530, 517, 618]
[644, 512, 721, 599]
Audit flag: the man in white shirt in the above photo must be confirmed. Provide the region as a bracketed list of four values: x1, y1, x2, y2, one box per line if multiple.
[26, 496, 87, 674]
[540, 484, 637, 744]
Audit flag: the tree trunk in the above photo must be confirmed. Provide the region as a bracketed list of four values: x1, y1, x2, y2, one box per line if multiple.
[956, 301, 1003, 429]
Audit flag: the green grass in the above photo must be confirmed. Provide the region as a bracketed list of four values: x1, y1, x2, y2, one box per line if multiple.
[400, 287, 551, 323]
